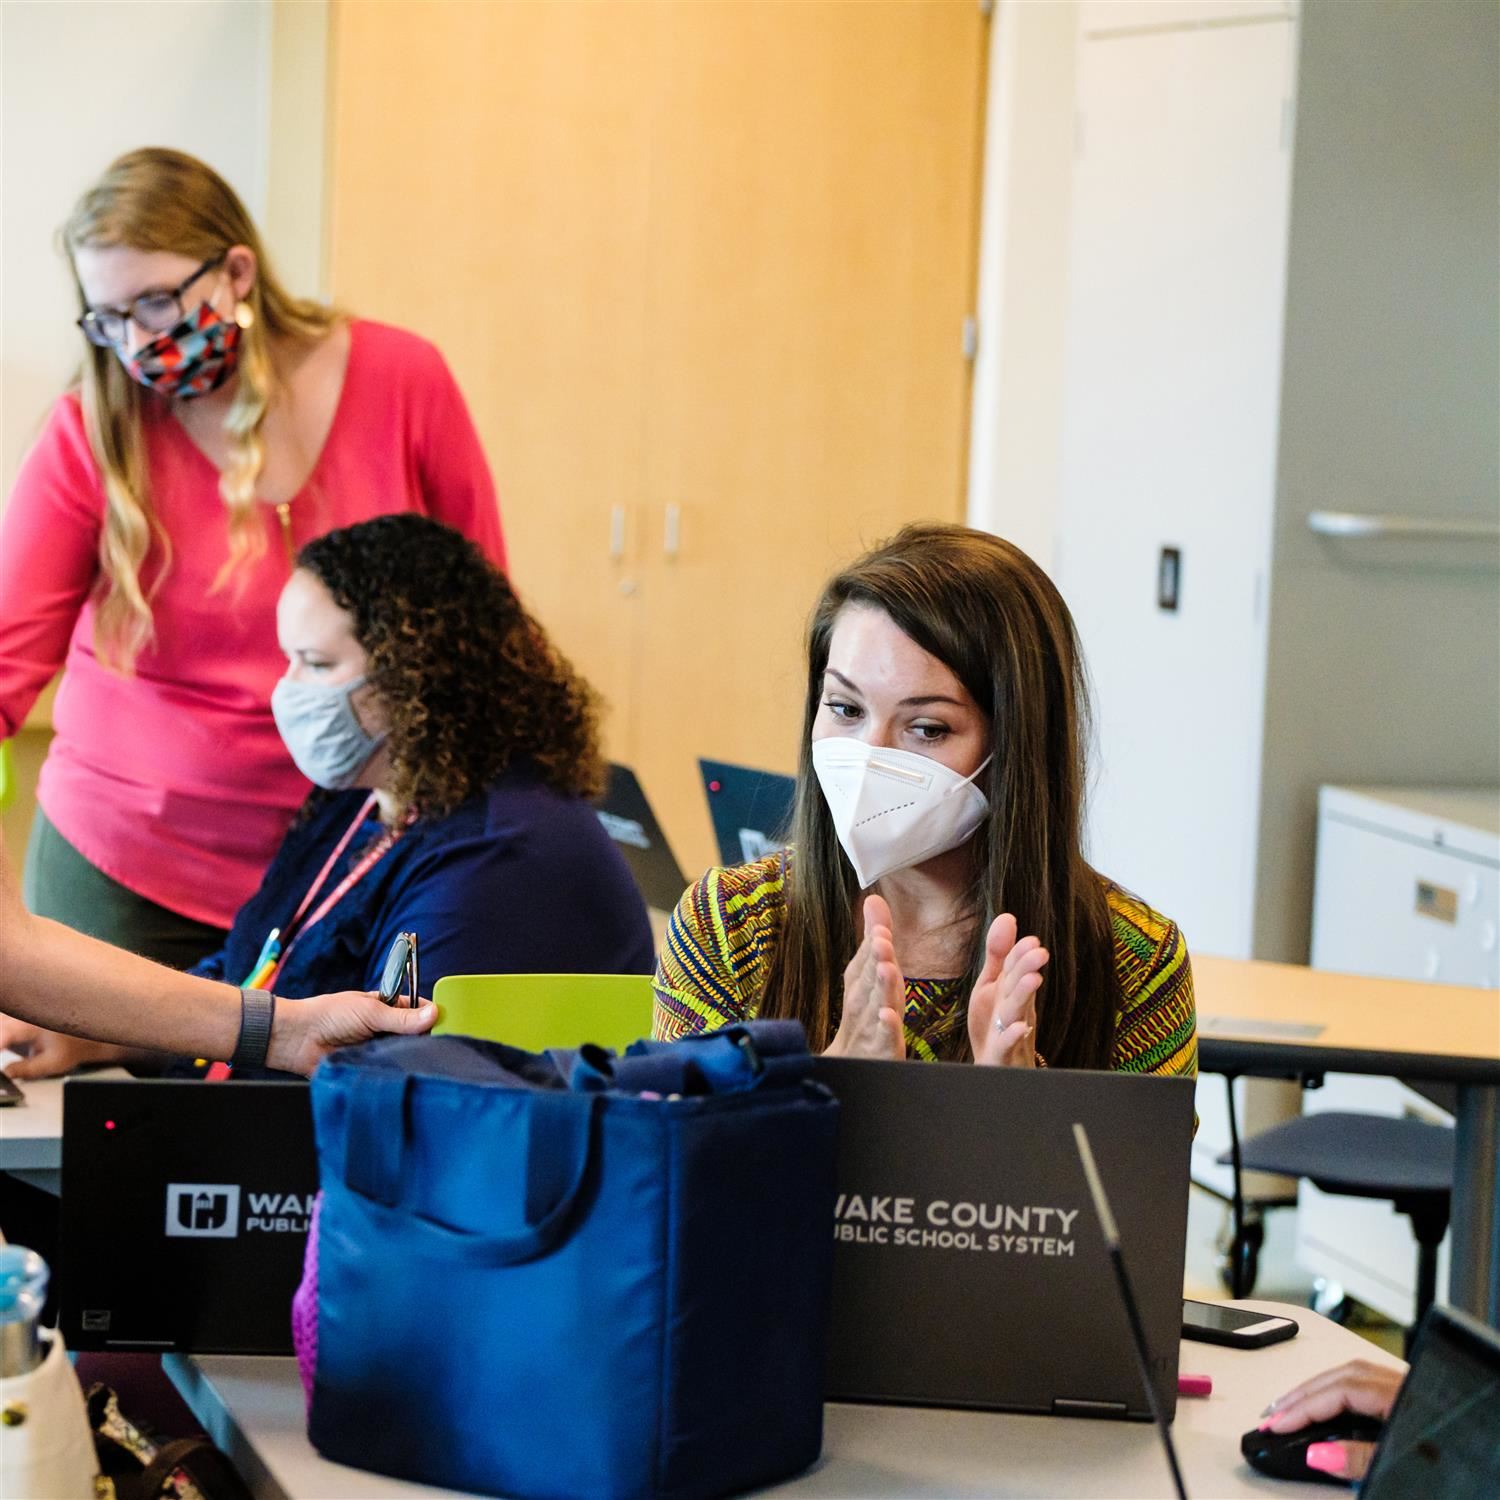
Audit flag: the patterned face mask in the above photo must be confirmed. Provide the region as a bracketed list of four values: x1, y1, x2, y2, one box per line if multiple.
[122, 298, 241, 399]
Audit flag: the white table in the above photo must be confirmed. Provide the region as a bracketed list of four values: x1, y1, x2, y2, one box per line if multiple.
[164, 1301, 1403, 1499]
[0, 1062, 133, 1193]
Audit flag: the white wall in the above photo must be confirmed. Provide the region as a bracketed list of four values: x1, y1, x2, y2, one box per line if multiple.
[1053, 6, 1297, 959]
[965, 0, 1079, 574]
[966, 2, 1296, 569]
[0, 0, 276, 874]
[264, 0, 329, 303]
[1254, 0, 1500, 960]
[0, 0, 273, 499]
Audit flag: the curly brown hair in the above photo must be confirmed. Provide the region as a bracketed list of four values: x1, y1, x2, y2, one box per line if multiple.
[296, 515, 604, 820]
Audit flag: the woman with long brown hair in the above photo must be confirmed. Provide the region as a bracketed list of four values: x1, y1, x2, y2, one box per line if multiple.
[654, 524, 1196, 1075]
[0, 147, 504, 969]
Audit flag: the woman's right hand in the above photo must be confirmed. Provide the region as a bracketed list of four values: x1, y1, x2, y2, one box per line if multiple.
[265, 990, 437, 1076]
[1257, 1358, 1407, 1481]
[826, 894, 906, 1060]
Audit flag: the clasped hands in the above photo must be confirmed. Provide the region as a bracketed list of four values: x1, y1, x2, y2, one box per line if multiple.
[825, 893, 1049, 1065]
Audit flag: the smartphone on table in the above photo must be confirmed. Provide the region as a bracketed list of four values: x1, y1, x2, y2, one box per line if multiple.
[1182, 1298, 1299, 1348]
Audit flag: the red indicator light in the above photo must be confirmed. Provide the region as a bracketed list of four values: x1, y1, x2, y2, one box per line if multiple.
[104, 1120, 116, 1131]
[709, 780, 722, 793]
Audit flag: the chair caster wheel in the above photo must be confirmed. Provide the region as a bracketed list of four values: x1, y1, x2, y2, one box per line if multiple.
[1219, 1216, 1264, 1298]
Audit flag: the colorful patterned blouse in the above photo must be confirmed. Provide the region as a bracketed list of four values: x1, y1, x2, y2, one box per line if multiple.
[652, 853, 1198, 1077]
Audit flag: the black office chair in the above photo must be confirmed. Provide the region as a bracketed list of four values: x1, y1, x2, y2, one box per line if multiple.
[1217, 1107, 1454, 1353]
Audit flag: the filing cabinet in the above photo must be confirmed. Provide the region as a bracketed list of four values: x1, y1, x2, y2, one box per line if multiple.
[1298, 785, 1500, 1324]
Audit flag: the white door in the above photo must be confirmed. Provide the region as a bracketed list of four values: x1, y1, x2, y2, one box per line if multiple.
[1056, 8, 1297, 959]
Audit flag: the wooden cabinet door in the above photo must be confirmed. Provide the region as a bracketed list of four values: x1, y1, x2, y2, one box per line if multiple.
[633, 1, 987, 874]
[326, 1, 985, 877]
[326, 0, 659, 759]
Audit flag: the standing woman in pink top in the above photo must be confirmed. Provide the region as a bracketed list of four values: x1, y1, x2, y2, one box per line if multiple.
[0, 147, 506, 967]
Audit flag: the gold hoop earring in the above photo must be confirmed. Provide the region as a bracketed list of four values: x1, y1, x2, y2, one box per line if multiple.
[234, 300, 256, 331]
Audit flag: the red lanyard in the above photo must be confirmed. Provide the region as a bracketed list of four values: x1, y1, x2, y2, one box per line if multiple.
[269, 793, 403, 984]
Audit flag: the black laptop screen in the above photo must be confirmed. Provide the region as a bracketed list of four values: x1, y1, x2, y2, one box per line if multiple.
[1363, 1307, 1500, 1498]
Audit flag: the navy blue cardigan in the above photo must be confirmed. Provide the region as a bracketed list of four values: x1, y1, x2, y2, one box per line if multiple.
[190, 768, 654, 997]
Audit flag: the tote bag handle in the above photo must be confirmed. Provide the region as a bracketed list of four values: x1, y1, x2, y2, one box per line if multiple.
[341, 1073, 601, 1266]
[573, 1020, 811, 1096]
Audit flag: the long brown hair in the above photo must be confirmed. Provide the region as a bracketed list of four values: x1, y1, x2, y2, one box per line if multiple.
[63, 147, 337, 669]
[759, 524, 1121, 1069]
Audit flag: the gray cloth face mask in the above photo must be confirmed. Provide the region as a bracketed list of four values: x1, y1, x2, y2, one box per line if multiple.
[270, 674, 388, 790]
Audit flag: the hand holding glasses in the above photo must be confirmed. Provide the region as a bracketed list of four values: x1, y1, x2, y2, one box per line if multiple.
[378, 931, 421, 1009]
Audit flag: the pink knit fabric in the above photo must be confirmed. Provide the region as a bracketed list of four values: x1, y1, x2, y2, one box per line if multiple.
[0, 320, 505, 925]
[291, 1191, 322, 1406]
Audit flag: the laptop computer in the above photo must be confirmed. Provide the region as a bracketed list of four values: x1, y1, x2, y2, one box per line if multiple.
[594, 762, 690, 913]
[60, 1077, 316, 1354]
[1361, 1303, 1500, 1497]
[698, 758, 796, 866]
[812, 1057, 1195, 1419]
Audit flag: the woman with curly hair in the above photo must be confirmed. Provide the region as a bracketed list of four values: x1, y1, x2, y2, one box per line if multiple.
[0, 515, 651, 1077]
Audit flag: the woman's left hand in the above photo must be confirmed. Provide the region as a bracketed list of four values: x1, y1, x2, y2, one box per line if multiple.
[967, 914, 1049, 1067]
[0, 1017, 131, 1078]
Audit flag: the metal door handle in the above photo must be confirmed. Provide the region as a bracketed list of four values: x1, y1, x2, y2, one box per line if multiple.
[609, 505, 626, 560]
[664, 503, 681, 559]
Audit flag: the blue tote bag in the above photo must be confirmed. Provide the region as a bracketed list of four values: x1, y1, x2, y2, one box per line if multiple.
[300, 1021, 839, 1499]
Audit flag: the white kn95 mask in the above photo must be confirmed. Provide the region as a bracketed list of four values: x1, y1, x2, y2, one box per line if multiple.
[811, 737, 992, 889]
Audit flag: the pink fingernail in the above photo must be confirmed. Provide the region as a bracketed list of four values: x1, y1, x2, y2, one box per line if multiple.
[1305, 1443, 1345, 1475]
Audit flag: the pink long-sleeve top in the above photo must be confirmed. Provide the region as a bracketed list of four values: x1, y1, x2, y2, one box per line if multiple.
[0, 320, 506, 927]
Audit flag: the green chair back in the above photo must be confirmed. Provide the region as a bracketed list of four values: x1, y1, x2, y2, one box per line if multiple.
[432, 972, 656, 1051]
[0, 741, 14, 815]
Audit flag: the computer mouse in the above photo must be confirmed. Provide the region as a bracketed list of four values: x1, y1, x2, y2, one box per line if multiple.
[1240, 1414, 1385, 1487]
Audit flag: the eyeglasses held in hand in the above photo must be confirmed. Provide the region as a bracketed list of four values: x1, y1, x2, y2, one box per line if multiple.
[378, 931, 420, 1009]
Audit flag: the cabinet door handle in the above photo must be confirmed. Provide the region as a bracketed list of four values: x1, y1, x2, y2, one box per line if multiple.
[1308, 509, 1500, 543]
[664, 503, 681, 558]
[609, 505, 626, 560]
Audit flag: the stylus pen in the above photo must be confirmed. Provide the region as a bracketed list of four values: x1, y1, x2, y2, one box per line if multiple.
[1073, 1123, 1190, 1500]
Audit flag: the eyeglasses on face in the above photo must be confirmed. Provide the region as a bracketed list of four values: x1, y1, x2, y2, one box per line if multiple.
[75, 252, 228, 349]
